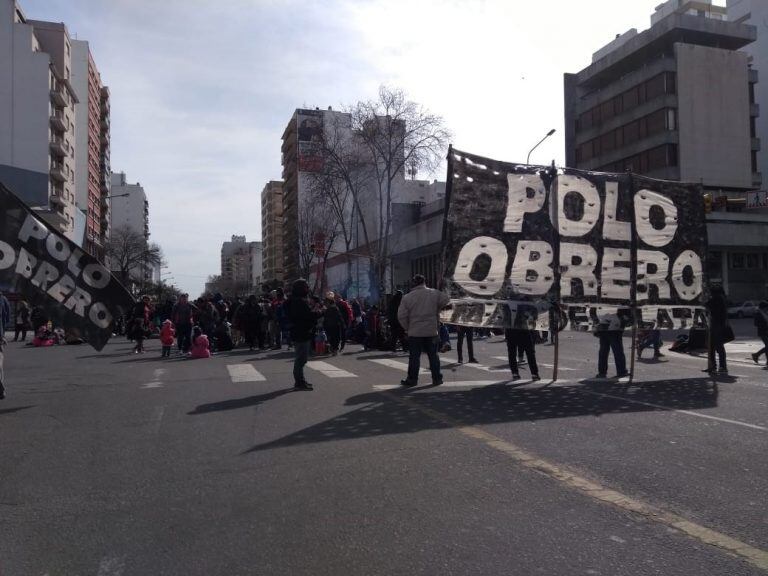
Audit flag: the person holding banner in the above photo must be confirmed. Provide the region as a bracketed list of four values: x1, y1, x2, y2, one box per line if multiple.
[504, 328, 540, 381]
[594, 313, 629, 380]
[397, 275, 450, 387]
[0, 291, 9, 399]
[706, 287, 730, 375]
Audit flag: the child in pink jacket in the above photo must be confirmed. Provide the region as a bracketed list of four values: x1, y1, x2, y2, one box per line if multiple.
[189, 326, 211, 359]
[160, 319, 175, 357]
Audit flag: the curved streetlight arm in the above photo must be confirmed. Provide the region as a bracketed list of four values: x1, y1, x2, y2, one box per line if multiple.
[526, 128, 556, 165]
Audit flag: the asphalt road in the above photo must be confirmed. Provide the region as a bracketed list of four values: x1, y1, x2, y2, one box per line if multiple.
[0, 322, 766, 576]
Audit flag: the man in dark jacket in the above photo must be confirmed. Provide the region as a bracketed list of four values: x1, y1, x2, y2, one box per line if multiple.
[286, 279, 323, 390]
[172, 294, 195, 353]
[0, 290, 10, 399]
[706, 286, 729, 374]
[751, 301, 768, 365]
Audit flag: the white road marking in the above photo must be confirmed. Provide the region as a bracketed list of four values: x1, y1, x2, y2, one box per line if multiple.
[227, 364, 266, 382]
[565, 386, 768, 432]
[369, 358, 430, 375]
[97, 556, 126, 576]
[306, 360, 356, 378]
[490, 356, 576, 371]
[141, 368, 166, 389]
[372, 379, 562, 391]
[441, 357, 507, 373]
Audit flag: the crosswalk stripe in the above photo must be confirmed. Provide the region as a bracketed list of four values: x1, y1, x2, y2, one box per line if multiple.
[227, 364, 266, 382]
[440, 357, 508, 373]
[373, 380, 506, 390]
[306, 360, 356, 378]
[368, 358, 430, 374]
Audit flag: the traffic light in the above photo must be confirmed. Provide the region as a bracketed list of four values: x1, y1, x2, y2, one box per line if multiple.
[703, 193, 712, 213]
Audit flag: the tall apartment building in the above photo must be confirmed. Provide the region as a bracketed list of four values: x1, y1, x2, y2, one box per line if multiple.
[564, 0, 768, 299]
[220, 235, 260, 294]
[728, 0, 768, 183]
[109, 171, 148, 240]
[0, 1, 79, 239]
[71, 39, 110, 259]
[261, 180, 284, 283]
[109, 171, 152, 286]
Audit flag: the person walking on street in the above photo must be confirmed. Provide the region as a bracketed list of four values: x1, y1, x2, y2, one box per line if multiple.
[706, 286, 730, 374]
[397, 274, 450, 387]
[286, 279, 323, 390]
[595, 313, 628, 379]
[322, 292, 345, 355]
[505, 327, 540, 381]
[387, 290, 407, 353]
[0, 291, 10, 399]
[456, 326, 477, 364]
[14, 301, 30, 342]
[751, 301, 768, 365]
[172, 294, 195, 353]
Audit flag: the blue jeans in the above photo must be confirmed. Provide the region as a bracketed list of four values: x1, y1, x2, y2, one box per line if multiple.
[598, 331, 627, 376]
[407, 336, 442, 383]
[293, 340, 311, 384]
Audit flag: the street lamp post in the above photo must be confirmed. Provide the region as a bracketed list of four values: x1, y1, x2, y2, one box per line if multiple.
[526, 128, 556, 165]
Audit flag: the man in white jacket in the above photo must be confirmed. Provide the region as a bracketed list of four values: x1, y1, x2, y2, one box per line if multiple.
[397, 275, 450, 387]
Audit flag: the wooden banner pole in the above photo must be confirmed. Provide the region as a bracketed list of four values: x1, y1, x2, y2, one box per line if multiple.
[628, 169, 638, 384]
[550, 160, 560, 382]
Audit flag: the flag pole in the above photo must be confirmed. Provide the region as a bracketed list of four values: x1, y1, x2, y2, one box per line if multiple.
[628, 169, 638, 384]
[549, 160, 560, 382]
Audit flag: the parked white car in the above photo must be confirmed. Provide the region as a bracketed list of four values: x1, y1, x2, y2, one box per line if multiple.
[727, 301, 759, 318]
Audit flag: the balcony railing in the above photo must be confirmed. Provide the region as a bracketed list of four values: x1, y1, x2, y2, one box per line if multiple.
[50, 112, 66, 132]
[49, 138, 68, 157]
[50, 163, 66, 182]
[50, 87, 67, 108]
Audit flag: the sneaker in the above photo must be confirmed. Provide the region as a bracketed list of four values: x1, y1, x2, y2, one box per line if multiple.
[457, 358, 464, 364]
[294, 381, 313, 391]
[594, 373, 608, 379]
[616, 372, 630, 379]
[432, 377, 444, 386]
[531, 374, 541, 382]
[468, 358, 479, 364]
[751, 353, 759, 364]
[653, 352, 665, 358]
[400, 379, 417, 387]
[511, 373, 521, 381]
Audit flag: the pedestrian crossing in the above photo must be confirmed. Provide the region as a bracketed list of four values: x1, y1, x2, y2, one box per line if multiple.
[141, 343, 768, 393]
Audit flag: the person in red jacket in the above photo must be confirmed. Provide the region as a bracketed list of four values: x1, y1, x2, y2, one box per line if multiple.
[189, 326, 211, 359]
[160, 320, 176, 358]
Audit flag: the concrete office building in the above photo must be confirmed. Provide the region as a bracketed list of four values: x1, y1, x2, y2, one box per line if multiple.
[0, 1, 79, 239]
[71, 39, 110, 258]
[251, 241, 263, 292]
[220, 235, 261, 294]
[261, 180, 284, 283]
[564, 0, 768, 299]
[728, 0, 768, 183]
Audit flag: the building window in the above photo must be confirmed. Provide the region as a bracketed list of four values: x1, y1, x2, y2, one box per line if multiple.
[731, 253, 745, 269]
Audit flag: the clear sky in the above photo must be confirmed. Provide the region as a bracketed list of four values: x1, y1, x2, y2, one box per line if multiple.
[21, 0, 670, 296]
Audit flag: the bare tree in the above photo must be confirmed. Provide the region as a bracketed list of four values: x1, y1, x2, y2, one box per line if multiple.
[349, 86, 450, 298]
[104, 225, 162, 290]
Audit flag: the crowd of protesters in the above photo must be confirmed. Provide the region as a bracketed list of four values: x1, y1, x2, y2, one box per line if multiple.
[2, 278, 766, 398]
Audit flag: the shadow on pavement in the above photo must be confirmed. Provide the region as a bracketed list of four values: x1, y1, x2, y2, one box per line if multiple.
[188, 388, 294, 415]
[0, 405, 35, 416]
[243, 377, 718, 454]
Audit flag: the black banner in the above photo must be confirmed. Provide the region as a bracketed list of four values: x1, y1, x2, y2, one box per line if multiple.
[0, 183, 134, 350]
[441, 148, 708, 331]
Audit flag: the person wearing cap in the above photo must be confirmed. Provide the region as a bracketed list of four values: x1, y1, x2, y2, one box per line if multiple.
[397, 274, 450, 387]
[0, 290, 10, 399]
